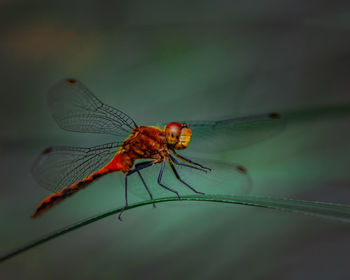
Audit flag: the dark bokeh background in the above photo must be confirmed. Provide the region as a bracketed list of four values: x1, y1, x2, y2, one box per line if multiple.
[1, 1, 350, 279]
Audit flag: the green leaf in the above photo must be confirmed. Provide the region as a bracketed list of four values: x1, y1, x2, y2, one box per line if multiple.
[1, 194, 350, 263]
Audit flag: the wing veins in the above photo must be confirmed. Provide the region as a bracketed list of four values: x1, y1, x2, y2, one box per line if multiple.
[48, 79, 137, 137]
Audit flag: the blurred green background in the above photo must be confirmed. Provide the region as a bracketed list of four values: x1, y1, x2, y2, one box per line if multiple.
[1, 1, 350, 279]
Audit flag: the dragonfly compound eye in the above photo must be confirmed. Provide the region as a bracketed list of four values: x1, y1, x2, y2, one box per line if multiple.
[165, 122, 192, 149]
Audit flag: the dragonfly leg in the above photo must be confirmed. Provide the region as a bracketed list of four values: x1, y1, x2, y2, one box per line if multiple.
[169, 160, 205, 195]
[118, 175, 129, 221]
[118, 161, 153, 221]
[157, 161, 181, 199]
[169, 154, 208, 173]
[137, 170, 156, 208]
[171, 149, 211, 171]
[135, 161, 152, 168]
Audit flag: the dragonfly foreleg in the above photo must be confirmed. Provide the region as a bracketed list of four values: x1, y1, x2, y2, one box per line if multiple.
[170, 149, 211, 171]
[168, 154, 209, 173]
[168, 160, 204, 195]
[118, 161, 153, 221]
[157, 161, 181, 199]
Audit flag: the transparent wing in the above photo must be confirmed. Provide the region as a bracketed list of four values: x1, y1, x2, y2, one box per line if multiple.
[128, 158, 251, 200]
[48, 79, 137, 137]
[184, 113, 284, 152]
[31, 142, 121, 192]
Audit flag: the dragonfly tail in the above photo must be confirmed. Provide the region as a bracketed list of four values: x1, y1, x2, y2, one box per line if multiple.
[32, 151, 132, 218]
[31, 171, 109, 218]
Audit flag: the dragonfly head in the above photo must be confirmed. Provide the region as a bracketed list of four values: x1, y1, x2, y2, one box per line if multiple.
[165, 122, 192, 150]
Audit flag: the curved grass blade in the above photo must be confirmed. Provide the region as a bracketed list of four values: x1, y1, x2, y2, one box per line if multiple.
[1, 194, 350, 263]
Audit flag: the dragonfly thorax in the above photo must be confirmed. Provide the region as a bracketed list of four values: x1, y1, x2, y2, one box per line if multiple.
[165, 122, 192, 150]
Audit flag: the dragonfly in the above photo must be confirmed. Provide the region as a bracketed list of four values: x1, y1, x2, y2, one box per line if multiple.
[31, 78, 283, 220]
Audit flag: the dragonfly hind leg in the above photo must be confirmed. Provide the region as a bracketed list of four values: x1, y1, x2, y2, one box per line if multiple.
[118, 161, 154, 221]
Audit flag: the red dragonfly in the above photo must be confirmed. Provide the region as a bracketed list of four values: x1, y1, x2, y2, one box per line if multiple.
[31, 79, 283, 220]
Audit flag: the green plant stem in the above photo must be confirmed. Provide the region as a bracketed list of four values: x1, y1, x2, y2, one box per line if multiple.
[1, 194, 350, 263]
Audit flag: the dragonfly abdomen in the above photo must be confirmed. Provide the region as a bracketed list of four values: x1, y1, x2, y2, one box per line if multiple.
[32, 151, 136, 218]
[32, 171, 109, 218]
[104, 151, 134, 173]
